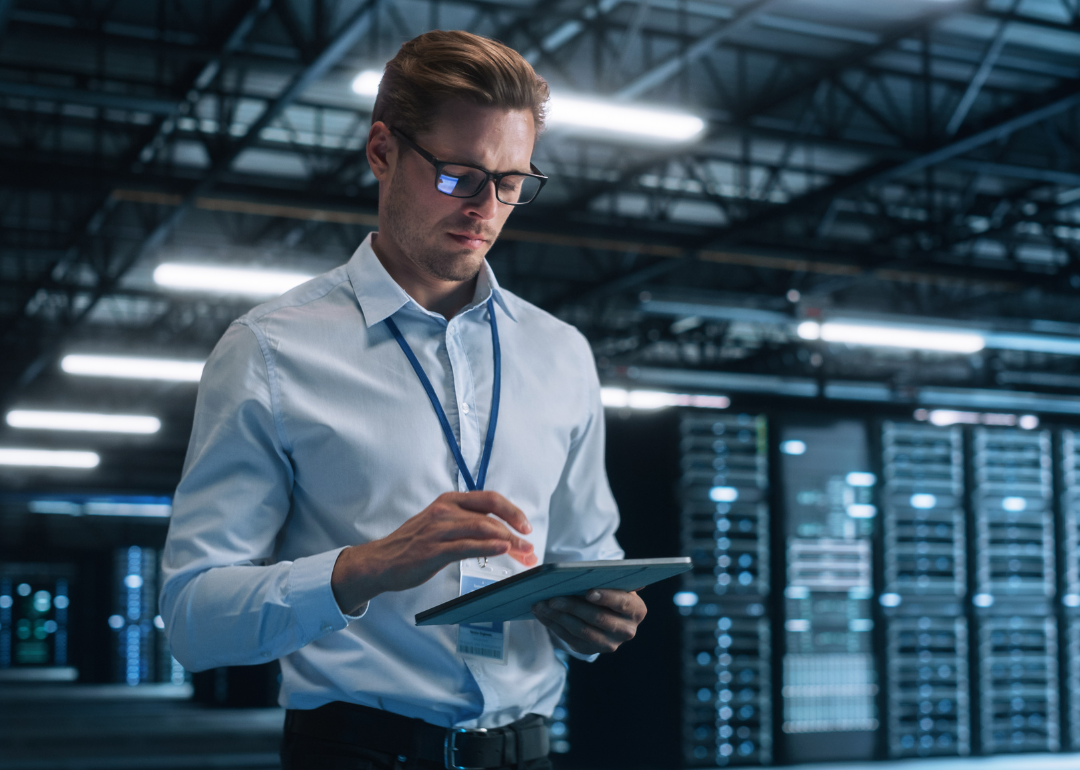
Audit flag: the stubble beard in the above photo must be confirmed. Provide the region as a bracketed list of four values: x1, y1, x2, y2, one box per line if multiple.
[382, 174, 494, 283]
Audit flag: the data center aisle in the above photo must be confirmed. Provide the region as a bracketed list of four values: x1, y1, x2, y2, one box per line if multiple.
[0, 683, 283, 770]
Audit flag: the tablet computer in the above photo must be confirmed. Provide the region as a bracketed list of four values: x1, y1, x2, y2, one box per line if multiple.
[414, 557, 692, 626]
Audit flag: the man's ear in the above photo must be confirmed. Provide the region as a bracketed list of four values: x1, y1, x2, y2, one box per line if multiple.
[366, 121, 395, 182]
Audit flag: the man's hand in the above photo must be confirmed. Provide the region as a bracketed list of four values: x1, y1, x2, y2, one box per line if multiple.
[331, 491, 536, 614]
[531, 589, 647, 655]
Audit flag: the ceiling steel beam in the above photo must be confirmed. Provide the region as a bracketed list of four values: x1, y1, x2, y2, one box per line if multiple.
[554, 0, 980, 213]
[614, 0, 783, 100]
[70, 0, 381, 307]
[0, 0, 281, 394]
[0, 80, 179, 115]
[945, 0, 1018, 136]
[568, 60, 1080, 301]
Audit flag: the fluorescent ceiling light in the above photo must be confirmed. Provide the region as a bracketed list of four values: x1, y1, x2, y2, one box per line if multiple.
[798, 321, 985, 354]
[6, 410, 160, 434]
[28, 496, 172, 517]
[153, 263, 313, 297]
[779, 440, 807, 455]
[547, 94, 706, 142]
[61, 355, 204, 382]
[915, 408, 1039, 429]
[600, 387, 729, 410]
[0, 448, 99, 469]
[352, 68, 705, 144]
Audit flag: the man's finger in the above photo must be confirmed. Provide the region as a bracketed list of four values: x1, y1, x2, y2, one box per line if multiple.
[535, 603, 618, 652]
[441, 539, 538, 567]
[584, 589, 645, 618]
[548, 597, 635, 639]
[435, 516, 535, 552]
[451, 491, 532, 534]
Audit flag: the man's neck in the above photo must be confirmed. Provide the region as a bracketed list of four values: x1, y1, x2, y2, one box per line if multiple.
[371, 234, 478, 320]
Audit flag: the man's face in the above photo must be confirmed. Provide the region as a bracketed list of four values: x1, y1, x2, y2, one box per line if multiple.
[378, 102, 536, 284]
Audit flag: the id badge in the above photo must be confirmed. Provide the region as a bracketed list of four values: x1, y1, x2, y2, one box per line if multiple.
[458, 559, 511, 665]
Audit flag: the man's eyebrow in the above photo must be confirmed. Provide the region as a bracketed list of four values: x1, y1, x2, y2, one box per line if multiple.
[443, 152, 531, 175]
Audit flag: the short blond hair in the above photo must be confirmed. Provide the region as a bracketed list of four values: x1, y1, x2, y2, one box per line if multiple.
[373, 30, 549, 137]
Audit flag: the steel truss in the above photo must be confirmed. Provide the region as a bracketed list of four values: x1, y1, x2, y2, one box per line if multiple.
[1, 0, 1080, 467]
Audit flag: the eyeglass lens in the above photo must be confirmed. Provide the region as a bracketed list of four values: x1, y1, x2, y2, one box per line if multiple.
[435, 165, 542, 204]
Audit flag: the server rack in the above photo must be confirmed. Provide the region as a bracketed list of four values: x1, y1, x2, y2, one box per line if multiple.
[883, 614, 970, 756]
[777, 419, 877, 764]
[0, 564, 73, 675]
[1066, 614, 1080, 751]
[1060, 430, 1080, 750]
[678, 412, 771, 767]
[880, 421, 971, 758]
[971, 427, 1059, 754]
[111, 546, 181, 685]
[976, 613, 1059, 753]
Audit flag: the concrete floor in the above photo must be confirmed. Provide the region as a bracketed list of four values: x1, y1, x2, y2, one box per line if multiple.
[0, 684, 282, 770]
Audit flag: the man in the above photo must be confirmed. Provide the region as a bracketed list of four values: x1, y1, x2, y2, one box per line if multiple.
[160, 30, 646, 770]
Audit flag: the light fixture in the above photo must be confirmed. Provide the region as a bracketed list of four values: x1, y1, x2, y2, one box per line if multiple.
[1002, 497, 1027, 512]
[546, 94, 706, 143]
[28, 496, 172, 517]
[780, 440, 807, 455]
[914, 408, 1040, 429]
[6, 410, 160, 434]
[0, 448, 100, 468]
[153, 263, 313, 297]
[352, 68, 706, 144]
[61, 355, 205, 382]
[798, 321, 985, 354]
[600, 387, 729, 410]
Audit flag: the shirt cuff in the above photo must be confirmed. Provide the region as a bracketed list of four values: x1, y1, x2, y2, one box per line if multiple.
[288, 546, 368, 641]
[550, 632, 599, 662]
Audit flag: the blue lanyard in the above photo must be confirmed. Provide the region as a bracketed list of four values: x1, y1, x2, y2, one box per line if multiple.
[384, 297, 501, 491]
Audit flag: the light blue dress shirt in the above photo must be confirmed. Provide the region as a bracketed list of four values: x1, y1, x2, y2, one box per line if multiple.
[160, 233, 624, 728]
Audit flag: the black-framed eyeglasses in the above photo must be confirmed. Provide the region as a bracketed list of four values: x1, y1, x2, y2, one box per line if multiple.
[391, 126, 547, 206]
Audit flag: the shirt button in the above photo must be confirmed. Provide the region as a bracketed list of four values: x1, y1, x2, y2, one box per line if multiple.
[261, 651, 270, 659]
[461, 403, 470, 415]
[321, 624, 333, 633]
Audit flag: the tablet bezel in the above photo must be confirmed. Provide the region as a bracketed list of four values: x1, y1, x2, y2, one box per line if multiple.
[414, 557, 692, 626]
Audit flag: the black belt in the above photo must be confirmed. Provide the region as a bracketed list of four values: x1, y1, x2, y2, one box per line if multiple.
[285, 702, 550, 770]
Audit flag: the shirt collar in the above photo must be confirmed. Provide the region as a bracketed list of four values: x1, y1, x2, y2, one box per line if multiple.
[347, 232, 517, 327]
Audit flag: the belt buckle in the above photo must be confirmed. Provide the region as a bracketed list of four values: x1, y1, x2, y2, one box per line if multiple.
[444, 727, 487, 770]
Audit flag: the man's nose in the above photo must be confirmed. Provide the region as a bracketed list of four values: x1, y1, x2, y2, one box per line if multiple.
[463, 180, 499, 220]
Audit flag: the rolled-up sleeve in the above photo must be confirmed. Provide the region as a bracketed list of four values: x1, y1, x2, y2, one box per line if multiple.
[160, 322, 361, 672]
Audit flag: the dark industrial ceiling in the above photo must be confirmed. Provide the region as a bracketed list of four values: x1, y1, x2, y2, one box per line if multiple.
[2, 0, 1080, 492]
